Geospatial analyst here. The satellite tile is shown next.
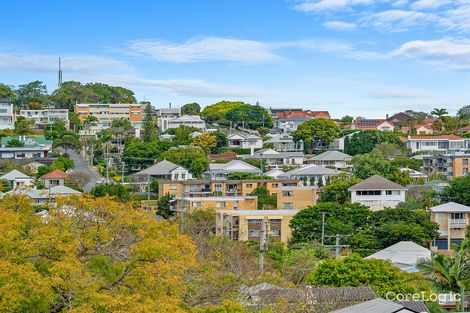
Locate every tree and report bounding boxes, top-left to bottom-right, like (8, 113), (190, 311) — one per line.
(157, 194), (176, 219)
(340, 115), (353, 127)
(417, 239), (470, 311)
(181, 102), (201, 115)
(201, 101), (245, 124)
(110, 118), (132, 129)
(457, 105), (470, 121)
(307, 256), (416, 297)
(90, 183), (131, 202)
(14, 116), (34, 135)
(441, 176), (470, 206)
(213, 131), (228, 153)
(352, 151), (412, 186)
(0, 178), (12, 192)
(250, 187), (277, 210)
(122, 138), (173, 173)
(319, 177), (362, 203)
(160, 146), (209, 178)
(293, 118), (340, 152)
(51, 155), (74, 171)
(170, 125), (198, 145)
(0, 83), (15, 100)
(142, 104), (157, 142)
(68, 112), (81, 132)
(344, 130), (405, 156)
(5, 138), (24, 147)
(441, 115), (460, 132)
(0, 195), (195, 312)
(14, 81), (49, 108)
(192, 133), (217, 152)
(83, 115), (99, 128)
(225, 103), (273, 130)
(431, 108), (448, 119)
(65, 171), (90, 190)
(372, 142), (408, 159)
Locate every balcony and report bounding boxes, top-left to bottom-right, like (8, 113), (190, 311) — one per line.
(450, 219), (467, 228)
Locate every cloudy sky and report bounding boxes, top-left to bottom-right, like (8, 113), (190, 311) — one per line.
(1, 0), (470, 117)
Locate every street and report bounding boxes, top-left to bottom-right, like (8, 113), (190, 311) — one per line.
(67, 149), (104, 192)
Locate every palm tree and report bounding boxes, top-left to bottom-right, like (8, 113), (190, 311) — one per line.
(417, 239), (470, 311)
(431, 108), (449, 119)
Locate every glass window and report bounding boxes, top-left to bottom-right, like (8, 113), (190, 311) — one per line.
(282, 191), (293, 197)
(192, 202), (201, 208)
(246, 183), (253, 188)
(282, 202), (294, 209)
(169, 184), (177, 190)
(216, 201), (226, 208)
(386, 190), (401, 195)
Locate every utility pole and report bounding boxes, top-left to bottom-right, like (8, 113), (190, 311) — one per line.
(321, 212), (326, 245)
(325, 234), (350, 259)
(105, 143), (109, 183)
(259, 219), (266, 273)
(147, 174), (150, 210)
(121, 162), (125, 184)
(180, 191), (185, 233)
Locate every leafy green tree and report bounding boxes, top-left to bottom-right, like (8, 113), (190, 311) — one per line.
(142, 104), (157, 142)
(122, 138), (173, 173)
(83, 115), (99, 128)
(14, 116), (34, 135)
(111, 118), (131, 129)
(90, 183), (131, 202)
(319, 177), (362, 203)
(441, 176), (470, 206)
(169, 125), (198, 145)
(431, 108), (448, 119)
(225, 103), (273, 130)
(441, 115), (460, 132)
(0, 178), (12, 192)
(14, 81), (49, 108)
(37, 166), (54, 178)
(68, 112), (81, 132)
(372, 142), (408, 159)
(293, 118), (339, 152)
(0, 83), (16, 100)
(192, 133), (217, 153)
(307, 256), (416, 296)
(457, 105), (470, 121)
(344, 130), (405, 156)
(51, 155), (74, 171)
(417, 239), (470, 311)
(250, 187), (277, 210)
(5, 138), (24, 147)
(181, 102), (201, 115)
(157, 194), (176, 219)
(160, 146), (208, 178)
(201, 101), (244, 124)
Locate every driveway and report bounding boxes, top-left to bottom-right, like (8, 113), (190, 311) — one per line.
(67, 149), (104, 192)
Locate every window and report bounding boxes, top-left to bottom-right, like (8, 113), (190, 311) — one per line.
(464, 168), (469, 175)
(356, 190), (381, 196)
(181, 173), (186, 180)
(464, 159), (469, 166)
(386, 190), (401, 195)
(451, 213), (465, 220)
(216, 201), (226, 208)
(272, 183), (279, 188)
(16, 153), (26, 158)
(246, 183), (253, 188)
(169, 184), (177, 190)
(282, 202), (294, 209)
(192, 202), (201, 208)
(282, 191), (293, 197)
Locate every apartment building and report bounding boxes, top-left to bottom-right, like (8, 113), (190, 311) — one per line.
(204, 160), (262, 180)
(429, 202), (470, 252)
(159, 178), (299, 198)
(155, 107), (181, 131)
(216, 209), (299, 243)
(176, 195), (258, 213)
(348, 175), (407, 211)
(167, 115), (206, 131)
(276, 186), (318, 210)
(422, 153), (470, 179)
(0, 98), (14, 130)
(74, 103), (143, 129)
(19, 109), (69, 129)
(264, 133), (304, 152)
(401, 135), (470, 154)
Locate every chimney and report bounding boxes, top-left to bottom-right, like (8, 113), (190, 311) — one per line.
(386, 114), (389, 119)
(169, 102), (172, 108)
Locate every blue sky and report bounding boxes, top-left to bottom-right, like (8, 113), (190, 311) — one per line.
(1, 0), (470, 118)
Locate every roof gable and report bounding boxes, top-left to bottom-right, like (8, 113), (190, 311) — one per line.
(40, 169), (68, 180)
(348, 175), (406, 190)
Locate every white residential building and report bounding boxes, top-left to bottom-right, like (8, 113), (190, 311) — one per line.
(276, 116), (312, 133)
(134, 160), (192, 181)
(279, 164), (343, 186)
(19, 109), (69, 129)
(401, 135), (470, 154)
(155, 107), (181, 131)
(228, 134), (263, 150)
(242, 148), (305, 168)
(204, 160), (262, 180)
(0, 169), (35, 189)
(348, 175), (407, 211)
(167, 115), (206, 131)
(0, 98), (14, 130)
(307, 150), (352, 170)
(264, 133), (304, 152)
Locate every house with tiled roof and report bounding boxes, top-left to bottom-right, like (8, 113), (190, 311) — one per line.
(401, 135), (469, 154)
(275, 110), (330, 119)
(40, 169), (68, 188)
(350, 119), (395, 131)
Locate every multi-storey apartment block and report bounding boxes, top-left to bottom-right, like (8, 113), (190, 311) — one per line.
(0, 98), (14, 130)
(19, 109), (69, 129)
(276, 186), (318, 210)
(422, 153), (470, 179)
(176, 195), (258, 213)
(74, 103), (143, 129)
(155, 107), (181, 131)
(429, 202), (470, 252)
(216, 209), (299, 243)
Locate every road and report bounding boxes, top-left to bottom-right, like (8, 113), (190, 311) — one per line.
(67, 149), (104, 192)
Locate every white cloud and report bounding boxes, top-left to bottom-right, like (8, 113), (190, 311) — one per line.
(294, 0), (374, 12)
(445, 4), (470, 32)
(392, 38), (470, 70)
(411, 0), (452, 10)
(323, 20), (357, 30)
(127, 37), (282, 63)
(360, 9), (442, 31)
(372, 88), (433, 98)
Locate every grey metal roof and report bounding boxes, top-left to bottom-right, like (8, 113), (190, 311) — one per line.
(429, 201), (470, 213)
(207, 160), (262, 173)
(310, 150), (351, 161)
(0, 169), (33, 180)
(281, 164), (342, 177)
(365, 241), (431, 267)
(348, 175), (407, 191)
(135, 160), (180, 176)
(398, 301), (430, 313)
(331, 298), (416, 313)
